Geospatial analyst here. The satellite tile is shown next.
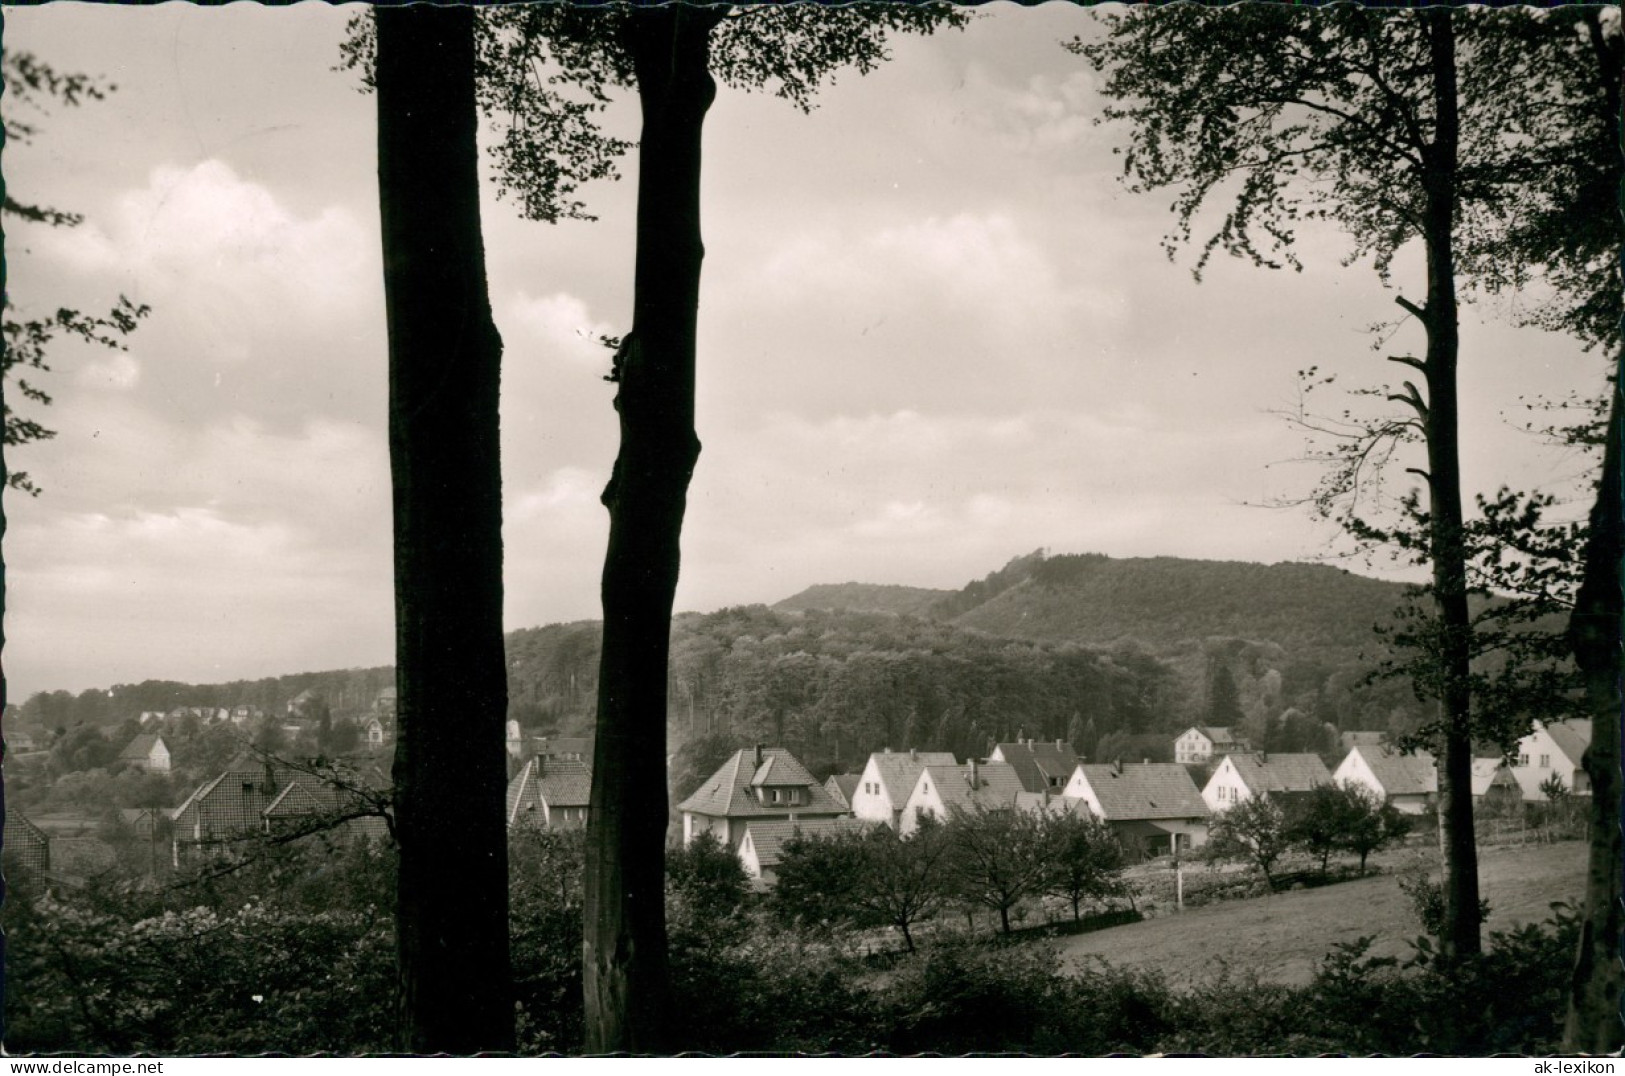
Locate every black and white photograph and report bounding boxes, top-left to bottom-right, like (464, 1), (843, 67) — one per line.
(1, 0), (1619, 1056)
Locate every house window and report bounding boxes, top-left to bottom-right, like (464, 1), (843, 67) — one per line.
(1518, 754), (1530, 766)
(1539, 754), (1550, 769)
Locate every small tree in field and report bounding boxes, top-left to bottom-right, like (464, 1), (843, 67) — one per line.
(1286, 786), (1351, 877)
(1039, 808), (1127, 920)
(1206, 795), (1292, 891)
(770, 827), (869, 933)
(1336, 783), (1412, 874)
(944, 807), (1051, 935)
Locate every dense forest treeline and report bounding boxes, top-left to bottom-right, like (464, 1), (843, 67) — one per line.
(15, 553), (1435, 781)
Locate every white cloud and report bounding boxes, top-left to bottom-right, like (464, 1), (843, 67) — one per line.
(497, 291), (618, 368)
(75, 350), (141, 390)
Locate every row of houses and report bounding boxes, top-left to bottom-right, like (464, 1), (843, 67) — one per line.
(674, 719), (1594, 883)
(1179, 721), (1591, 805)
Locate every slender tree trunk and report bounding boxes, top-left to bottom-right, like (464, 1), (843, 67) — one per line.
(1416, 8), (1482, 963)
(1562, 383), (1623, 1052)
(582, 6), (723, 1054)
(376, 6), (513, 1053)
(1563, 15), (1624, 1052)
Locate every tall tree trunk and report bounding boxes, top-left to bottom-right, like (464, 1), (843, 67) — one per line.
(1563, 379), (1623, 1053)
(1563, 12), (1624, 1051)
(582, 6), (723, 1054)
(376, 6), (514, 1053)
(1414, 7), (1482, 963)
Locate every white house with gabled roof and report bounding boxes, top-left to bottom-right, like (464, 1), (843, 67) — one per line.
(850, 748), (958, 829)
(1509, 719), (1592, 802)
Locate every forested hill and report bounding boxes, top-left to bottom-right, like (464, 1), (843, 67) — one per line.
(773, 582), (952, 617)
(950, 553), (1412, 665)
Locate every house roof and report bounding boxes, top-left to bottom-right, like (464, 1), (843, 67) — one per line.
(1470, 758), (1517, 796)
(119, 733), (165, 760)
(677, 748), (845, 819)
(1074, 763), (1209, 821)
(992, 741), (1081, 793)
(171, 760), (373, 840)
(1541, 719), (1592, 766)
(1358, 747), (1437, 796)
(824, 774), (861, 809)
(506, 756), (593, 824)
(868, 750), (959, 803)
(742, 817), (868, 870)
(1225, 753), (1331, 796)
(4, 810), (50, 847)
(540, 735), (595, 759)
(918, 760), (1026, 814)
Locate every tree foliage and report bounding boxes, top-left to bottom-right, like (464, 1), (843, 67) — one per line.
(1206, 795), (1292, 890)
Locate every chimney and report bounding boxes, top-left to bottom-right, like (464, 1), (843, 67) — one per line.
(754, 743), (764, 768)
(1056, 739), (1064, 751)
(910, 747), (917, 761)
(1027, 738), (1035, 748)
(1114, 758), (1123, 776)
(884, 746), (892, 755)
(970, 757), (980, 788)
(1260, 750), (1268, 764)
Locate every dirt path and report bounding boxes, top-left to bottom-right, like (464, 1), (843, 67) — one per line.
(1058, 840), (1587, 987)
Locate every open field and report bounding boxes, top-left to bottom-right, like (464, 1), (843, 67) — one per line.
(1058, 839), (1588, 987)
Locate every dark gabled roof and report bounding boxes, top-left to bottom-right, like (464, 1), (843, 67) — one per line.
(1358, 747), (1437, 796)
(1225, 753), (1331, 796)
(507, 757), (593, 824)
(1541, 719), (1592, 766)
(1073, 763), (1208, 821)
(918, 760), (1026, 814)
(824, 774), (861, 809)
(119, 733), (166, 760)
(867, 750), (959, 804)
(992, 741), (1081, 793)
(742, 817), (868, 870)
(677, 748), (845, 819)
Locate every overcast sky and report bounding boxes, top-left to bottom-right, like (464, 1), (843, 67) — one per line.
(5, 3), (1606, 700)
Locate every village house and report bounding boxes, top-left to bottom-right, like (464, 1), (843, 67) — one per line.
(1062, 760), (1210, 858)
(850, 748), (959, 829)
(118, 733), (172, 774)
(1333, 745), (1437, 815)
(1471, 757), (1522, 810)
(990, 739), (1081, 793)
(506, 755), (592, 829)
(738, 817), (868, 883)
(169, 756), (388, 866)
(1201, 752), (1331, 812)
(677, 745), (846, 849)
(362, 715), (390, 750)
(899, 759), (1025, 834)
(822, 773), (861, 812)
(1509, 718), (1592, 802)
(1173, 726), (1251, 765)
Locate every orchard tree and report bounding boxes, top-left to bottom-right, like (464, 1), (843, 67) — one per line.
(373, 6), (512, 1053)
(1040, 808), (1127, 921)
(1205, 795), (1292, 891)
(1335, 782), (1411, 874)
(944, 807), (1051, 935)
(1078, 5), (1595, 963)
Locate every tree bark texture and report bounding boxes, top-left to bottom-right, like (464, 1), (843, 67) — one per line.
(1563, 18), (1624, 1049)
(582, 6), (723, 1054)
(1413, 9), (1483, 965)
(1562, 379), (1624, 1053)
(376, 6), (514, 1054)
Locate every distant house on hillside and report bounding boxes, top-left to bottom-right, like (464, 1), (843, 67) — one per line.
(118, 733), (172, 774)
(1062, 761), (1209, 858)
(361, 715), (390, 750)
(900, 759), (1025, 834)
(1202, 752), (1330, 812)
(990, 739), (1080, 793)
(3, 811), (50, 877)
(738, 817), (868, 883)
(1174, 727), (1251, 765)
(170, 756), (388, 866)
(850, 748), (959, 829)
(1334, 746), (1437, 815)
(506, 756), (592, 829)
(677, 745), (845, 849)
(1510, 719), (1592, 802)
(823, 773), (861, 812)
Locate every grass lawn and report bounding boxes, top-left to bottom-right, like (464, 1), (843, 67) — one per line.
(1057, 839), (1588, 987)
